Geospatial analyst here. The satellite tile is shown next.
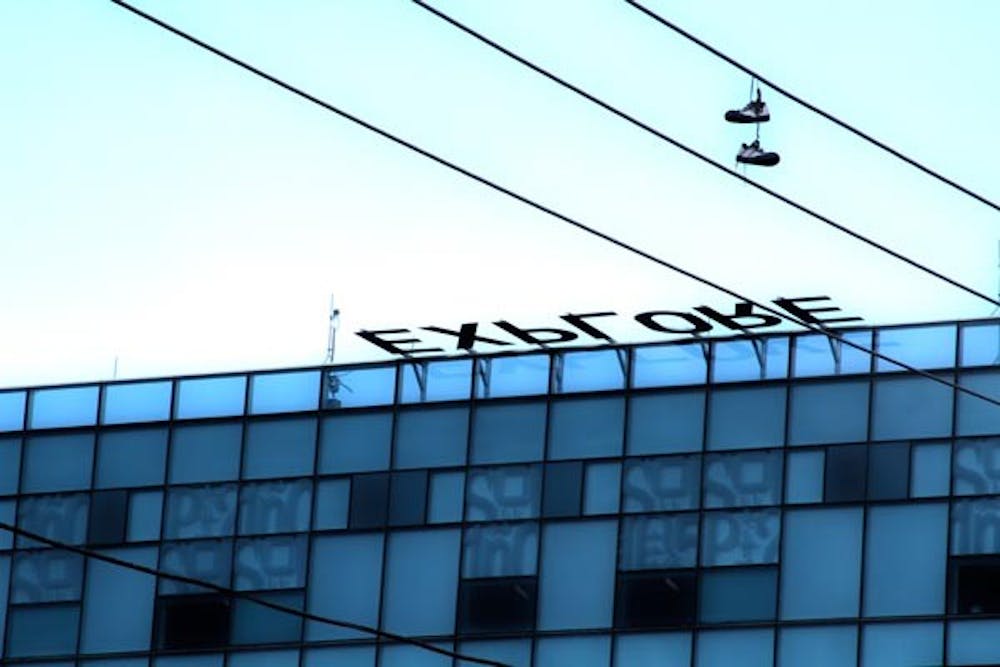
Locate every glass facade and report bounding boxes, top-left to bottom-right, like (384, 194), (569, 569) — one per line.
(1, 319), (1000, 665)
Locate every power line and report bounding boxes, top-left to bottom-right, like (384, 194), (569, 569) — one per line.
(106, 3), (1000, 414)
(625, 0), (1000, 215)
(0, 520), (509, 667)
(411, 0), (1000, 313)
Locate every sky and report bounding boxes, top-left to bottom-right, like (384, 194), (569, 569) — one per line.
(2, 0), (999, 388)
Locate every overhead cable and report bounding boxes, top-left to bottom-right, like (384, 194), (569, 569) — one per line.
(0, 520), (509, 667)
(625, 0), (1000, 215)
(412, 0), (1000, 313)
(108, 0), (1000, 414)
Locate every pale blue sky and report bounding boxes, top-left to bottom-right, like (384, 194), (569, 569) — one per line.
(2, 1), (998, 387)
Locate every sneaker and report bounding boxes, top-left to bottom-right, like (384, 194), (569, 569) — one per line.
(725, 91), (770, 123)
(736, 140), (780, 166)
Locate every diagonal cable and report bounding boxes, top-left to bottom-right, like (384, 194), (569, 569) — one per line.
(0, 520), (509, 667)
(625, 0), (1000, 215)
(412, 0), (1000, 312)
(108, 0), (1000, 412)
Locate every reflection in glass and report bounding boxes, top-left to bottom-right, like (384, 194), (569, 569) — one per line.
(29, 385), (99, 429)
(102, 381), (172, 425)
(793, 330), (872, 377)
(632, 343), (707, 388)
(876, 324), (957, 372)
(175, 376), (246, 419)
(249, 370), (319, 414)
(556, 349), (627, 393)
(475, 354), (550, 399)
(619, 514), (698, 570)
(323, 366), (395, 409)
(400, 359), (472, 403)
(712, 337), (788, 383)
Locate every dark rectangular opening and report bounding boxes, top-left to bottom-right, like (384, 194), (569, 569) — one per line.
(615, 570), (696, 629)
(156, 594), (231, 650)
(952, 558), (1000, 615)
(825, 445), (867, 502)
(88, 489), (128, 545)
(389, 470), (428, 527)
(458, 576), (537, 634)
(349, 473), (389, 529)
(542, 461), (583, 518)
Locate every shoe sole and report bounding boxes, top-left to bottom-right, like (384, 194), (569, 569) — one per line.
(724, 111), (770, 123)
(736, 153), (780, 167)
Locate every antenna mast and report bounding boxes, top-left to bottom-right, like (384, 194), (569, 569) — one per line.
(326, 295), (341, 364)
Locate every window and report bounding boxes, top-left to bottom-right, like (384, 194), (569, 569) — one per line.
(242, 418), (316, 479)
(349, 473), (389, 529)
(951, 558), (1000, 614)
(615, 571), (696, 628)
(88, 490), (128, 545)
(548, 397), (624, 460)
(627, 391), (704, 455)
(706, 386), (785, 450)
(825, 445), (867, 502)
(458, 577), (537, 634)
(542, 461), (583, 518)
(156, 595), (231, 649)
(471, 402), (546, 464)
(389, 470), (427, 527)
(699, 567), (777, 623)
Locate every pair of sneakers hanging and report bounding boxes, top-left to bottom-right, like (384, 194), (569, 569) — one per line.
(726, 86), (779, 167)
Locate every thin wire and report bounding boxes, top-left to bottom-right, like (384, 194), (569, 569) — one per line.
(625, 0), (1000, 215)
(108, 0), (1000, 412)
(0, 520), (509, 667)
(411, 0), (1000, 312)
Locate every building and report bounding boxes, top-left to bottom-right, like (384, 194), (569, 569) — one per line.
(1, 317), (1000, 667)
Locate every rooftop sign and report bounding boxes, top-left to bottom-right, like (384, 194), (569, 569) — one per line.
(356, 295), (862, 357)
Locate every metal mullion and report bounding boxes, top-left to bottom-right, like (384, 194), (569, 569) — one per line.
(74, 386), (106, 657)
(942, 326), (963, 666)
(372, 363), (403, 660)
(853, 327), (879, 667)
(300, 367), (330, 664)
(770, 341), (794, 667)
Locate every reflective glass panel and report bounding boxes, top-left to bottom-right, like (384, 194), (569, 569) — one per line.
(557, 349), (626, 393)
(956, 371), (1000, 436)
(238, 480), (312, 535)
(548, 397), (624, 460)
(462, 522), (538, 578)
(871, 375), (953, 440)
(318, 411), (392, 474)
(29, 385), (98, 428)
(306, 533), (383, 641)
(951, 498), (1000, 554)
(614, 632), (691, 667)
(80, 547), (157, 653)
(394, 407), (468, 469)
(428, 471), (464, 524)
(623, 455), (700, 513)
(948, 620), (1000, 666)
(175, 375), (246, 419)
(471, 402), (545, 464)
(0, 391), (26, 431)
(962, 322), (1000, 367)
(788, 380), (869, 445)
(249, 370), (319, 414)
(323, 366), (395, 408)
(22, 432), (94, 492)
(620, 514), (698, 570)
(584, 462), (621, 515)
(475, 354), (550, 399)
(12, 551), (84, 603)
(234, 535), (308, 590)
(707, 386), (786, 450)
(243, 418), (316, 479)
(627, 391), (704, 455)
(696, 629), (772, 667)
(911, 442), (950, 497)
(159, 539), (233, 594)
(6, 605), (80, 658)
(793, 330), (872, 377)
(862, 622), (943, 667)
(954, 437), (1000, 495)
(702, 509), (780, 566)
(0, 437), (21, 495)
(168, 423), (242, 484)
(17, 493), (89, 547)
(102, 381), (172, 425)
(700, 567), (777, 622)
(382, 529), (460, 635)
(632, 343), (707, 388)
(712, 337), (788, 382)
(538, 520), (617, 630)
(231, 591), (304, 645)
(780, 507), (863, 620)
(877, 324), (957, 371)
(703, 450), (782, 508)
(96, 428), (168, 489)
(864, 503), (947, 616)
(785, 449), (824, 504)
(313, 478), (350, 530)
(466, 465), (541, 522)
(127, 491), (163, 542)
(164, 485), (237, 539)
(400, 359), (472, 403)
(778, 625), (857, 667)
(535, 636), (610, 667)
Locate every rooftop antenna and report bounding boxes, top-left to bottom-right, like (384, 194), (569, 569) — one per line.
(325, 295), (341, 364)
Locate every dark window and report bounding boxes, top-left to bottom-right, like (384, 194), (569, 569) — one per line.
(867, 443), (910, 500)
(952, 558), (1000, 614)
(458, 577), (537, 634)
(825, 445), (867, 502)
(88, 490), (128, 545)
(615, 570), (696, 629)
(542, 461), (583, 518)
(349, 473), (389, 529)
(156, 595), (230, 649)
(389, 470), (428, 527)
